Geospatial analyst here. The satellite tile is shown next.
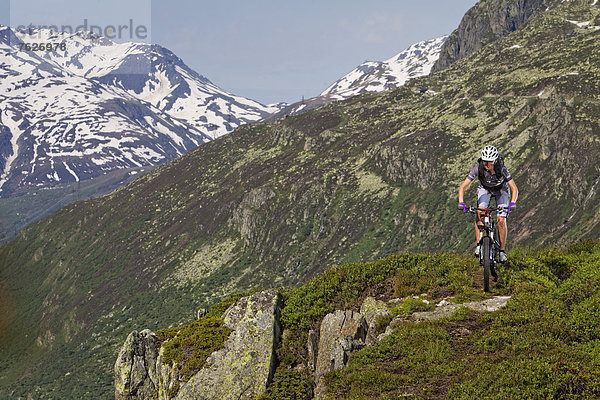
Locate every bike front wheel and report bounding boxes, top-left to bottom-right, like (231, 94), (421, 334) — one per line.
(482, 236), (491, 292)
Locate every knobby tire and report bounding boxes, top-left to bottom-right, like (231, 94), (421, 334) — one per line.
(482, 236), (491, 292)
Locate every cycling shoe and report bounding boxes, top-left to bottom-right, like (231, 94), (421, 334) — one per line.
(499, 251), (507, 263)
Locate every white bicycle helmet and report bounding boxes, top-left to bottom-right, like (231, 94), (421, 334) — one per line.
(481, 145), (499, 161)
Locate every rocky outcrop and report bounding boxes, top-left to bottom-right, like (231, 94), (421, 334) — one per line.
(309, 296), (512, 397)
(115, 291), (512, 400)
(230, 187), (276, 248)
(114, 329), (177, 400)
(175, 290), (282, 400)
(360, 297), (392, 345)
(313, 310), (368, 399)
(114, 290), (282, 400)
(432, 0), (546, 72)
(378, 296), (512, 342)
(410, 296), (511, 322)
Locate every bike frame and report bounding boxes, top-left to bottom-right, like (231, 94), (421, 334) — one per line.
(467, 206), (506, 291)
(475, 207), (501, 256)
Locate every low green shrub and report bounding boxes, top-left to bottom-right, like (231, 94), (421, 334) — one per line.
(306, 242), (600, 398)
(272, 242), (600, 398)
(447, 358), (556, 399)
(278, 252), (482, 369)
(258, 368), (313, 400)
(570, 292), (600, 342)
(393, 268), (425, 298)
(567, 239), (600, 255)
(550, 361), (600, 399)
(558, 256), (600, 306)
(324, 319), (464, 399)
(391, 297), (434, 315)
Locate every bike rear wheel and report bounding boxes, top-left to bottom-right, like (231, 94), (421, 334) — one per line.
(482, 236), (491, 292)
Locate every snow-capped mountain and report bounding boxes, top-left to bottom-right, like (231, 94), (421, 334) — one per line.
(268, 37), (447, 120)
(0, 25), (281, 197)
(321, 36), (447, 100)
(25, 28), (280, 137)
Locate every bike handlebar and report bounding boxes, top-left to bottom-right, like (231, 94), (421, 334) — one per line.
(466, 205), (508, 214)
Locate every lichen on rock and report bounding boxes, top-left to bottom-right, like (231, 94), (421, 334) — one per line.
(115, 329), (160, 400)
(314, 309), (368, 399)
(360, 296), (393, 345)
(174, 290), (282, 400)
(114, 290), (282, 400)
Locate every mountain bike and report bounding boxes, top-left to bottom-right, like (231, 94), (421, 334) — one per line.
(465, 206), (507, 292)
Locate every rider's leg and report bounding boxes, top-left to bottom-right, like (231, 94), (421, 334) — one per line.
(475, 210), (484, 244)
(497, 216), (507, 251)
(496, 187), (510, 252)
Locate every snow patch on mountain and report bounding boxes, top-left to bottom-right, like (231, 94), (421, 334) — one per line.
(14, 28), (279, 140)
(321, 36), (447, 100)
(0, 109), (23, 191)
(0, 25), (284, 197)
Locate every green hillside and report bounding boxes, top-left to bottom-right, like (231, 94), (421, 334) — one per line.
(0, 166), (154, 245)
(262, 240), (600, 399)
(1, 0), (600, 397)
(142, 240), (600, 399)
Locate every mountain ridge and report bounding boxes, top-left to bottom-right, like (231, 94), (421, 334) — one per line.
(432, 0), (548, 72)
(0, 25), (280, 198)
(268, 37), (446, 120)
(0, 25), (283, 243)
(321, 36), (447, 100)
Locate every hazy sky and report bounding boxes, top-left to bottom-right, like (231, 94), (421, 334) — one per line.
(3, 0), (479, 104)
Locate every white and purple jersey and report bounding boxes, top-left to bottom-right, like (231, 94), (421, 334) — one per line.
(467, 162), (513, 217)
(467, 163), (512, 191)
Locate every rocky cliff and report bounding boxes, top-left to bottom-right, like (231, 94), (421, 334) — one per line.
(432, 0), (547, 72)
(115, 290), (282, 400)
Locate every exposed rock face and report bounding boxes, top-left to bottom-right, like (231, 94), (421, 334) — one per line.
(432, 0), (546, 72)
(115, 329), (178, 400)
(230, 187), (277, 248)
(114, 290), (281, 400)
(360, 297), (392, 345)
(314, 310), (368, 399)
(175, 290), (282, 400)
(115, 330), (165, 400)
(307, 329), (319, 372)
(411, 296), (512, 322)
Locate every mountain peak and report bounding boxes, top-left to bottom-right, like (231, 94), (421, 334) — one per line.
(320, 36), (447, 100)
(432, 0), (547, 72)
(0, 25), (281, 202)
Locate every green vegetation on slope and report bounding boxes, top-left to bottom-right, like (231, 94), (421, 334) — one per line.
(121, 239), (600, 399)
(2, 0), (600, 397)
(258, 240), (600, 399)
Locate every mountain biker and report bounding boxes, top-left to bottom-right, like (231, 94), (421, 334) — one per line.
(457, 145), (519, 263)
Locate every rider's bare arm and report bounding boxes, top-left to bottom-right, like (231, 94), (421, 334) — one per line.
(458, 177), (473, 204)
(508, 179), (518, 203)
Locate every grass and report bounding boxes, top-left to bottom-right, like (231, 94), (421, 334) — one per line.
(299, 240), (600, 399)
